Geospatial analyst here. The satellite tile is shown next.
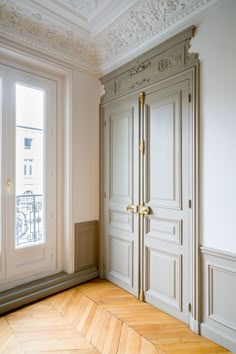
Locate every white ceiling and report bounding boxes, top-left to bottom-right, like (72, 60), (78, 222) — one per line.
(0, 0), (218, 75)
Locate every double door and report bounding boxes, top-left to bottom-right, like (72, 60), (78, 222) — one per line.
(103, 76), (192, 323)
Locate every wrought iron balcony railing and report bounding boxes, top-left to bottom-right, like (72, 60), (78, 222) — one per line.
(16, 194), (43, 247)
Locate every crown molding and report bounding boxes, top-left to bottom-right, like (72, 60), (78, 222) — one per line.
(29, 0), (89, 31)
(0, 36), (98, 77)
(89, 0), (139, 37)
(98, 0), (220, 75)
(96, 0), (220, 74)
(0, 0), (220, 75)
(0, 1), (99, 70)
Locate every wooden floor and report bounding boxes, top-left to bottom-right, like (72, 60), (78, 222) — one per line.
(0, 279), (231, 354)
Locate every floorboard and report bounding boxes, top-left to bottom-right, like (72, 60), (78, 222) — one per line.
(0, 279), (231, 353)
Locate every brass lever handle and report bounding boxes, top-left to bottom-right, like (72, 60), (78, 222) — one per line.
(126, 204), (150, 215)
(138, 205), (150, 215)
(126, 204), (138, 213)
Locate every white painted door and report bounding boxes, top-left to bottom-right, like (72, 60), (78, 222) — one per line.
(0, 65), (57, 289)
(104, 97), (140, 296)
(103, 78), (192, 324)
(143, 80), (191, 323)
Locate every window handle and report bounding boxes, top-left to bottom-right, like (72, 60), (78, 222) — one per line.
(7, 178), (14, 192)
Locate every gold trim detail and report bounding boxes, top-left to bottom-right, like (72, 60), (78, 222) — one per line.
(139, 289), (145, 301)
(139, 92), (145, 105)
(126, 204), (138, 213)
(139, 140), (144, 153)
(138, 205), (150, 215)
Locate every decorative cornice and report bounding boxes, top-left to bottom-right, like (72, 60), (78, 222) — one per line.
(95, 0), (211, 69)
(0, 1), (99, 69)
(0, 0), (218, 74)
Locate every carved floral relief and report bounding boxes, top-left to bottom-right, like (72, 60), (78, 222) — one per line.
(0, 0), (207, 71)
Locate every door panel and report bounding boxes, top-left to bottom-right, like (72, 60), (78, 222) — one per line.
(109, 112), (132, 203)
(144, 80), (190, 323)
(148, 93), (181, 209)
(109, 209), (133, 233)
(148, 217), (182, 244)
(109, 235), (133, 287)
(146, 247), (182, 311)
(104, 99), (139, 296)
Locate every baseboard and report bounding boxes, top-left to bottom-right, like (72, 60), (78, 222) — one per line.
(200, 323), (236, 353)
(189, 316), (200, 334)
(200, 246), (236, 353)
(0, 267), (98, 315)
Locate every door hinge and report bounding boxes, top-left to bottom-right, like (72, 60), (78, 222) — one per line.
(104, 120), (106, 127)
(104, 192), (106, 198)
(188, 94), (191, 103)
(139, 140), (145, 154)
(188, 199), (192, 208)
(188, 303), (192, 312)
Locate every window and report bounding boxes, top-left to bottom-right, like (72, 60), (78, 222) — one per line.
(24, 138), (32, 149)
(24, 159), (33, 177)
(0, 64), (57, 284)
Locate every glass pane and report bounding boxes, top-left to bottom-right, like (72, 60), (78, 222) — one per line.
(15, 84), (44, 247)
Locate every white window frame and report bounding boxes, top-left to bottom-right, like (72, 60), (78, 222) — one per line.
(0, 46), (74, 289)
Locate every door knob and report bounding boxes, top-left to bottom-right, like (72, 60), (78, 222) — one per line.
(126, 204), (138, 213)
(138, 205), (150, 215)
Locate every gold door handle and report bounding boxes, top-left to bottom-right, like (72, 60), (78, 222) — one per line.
(138, 205), (150, 215)
(126, 204), (138, 213)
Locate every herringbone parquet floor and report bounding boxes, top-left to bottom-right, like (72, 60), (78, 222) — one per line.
(0, 279), (231, 353)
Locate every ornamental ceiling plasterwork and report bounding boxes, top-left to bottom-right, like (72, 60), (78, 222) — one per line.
(0, 0), (218, 74)
(58, 0), (113, 21)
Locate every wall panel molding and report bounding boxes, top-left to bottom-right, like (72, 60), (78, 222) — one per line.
(74, 221), (99, 272)
(200, 246), (236, 353)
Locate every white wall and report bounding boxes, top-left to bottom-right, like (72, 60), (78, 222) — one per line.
(72, 69), (101, 223)
(191, 0), (236, 252)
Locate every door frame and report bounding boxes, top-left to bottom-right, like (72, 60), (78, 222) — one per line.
(0, 43), (75, 291)
(2, 66), (57, 282)
(99, 27), (200, 332)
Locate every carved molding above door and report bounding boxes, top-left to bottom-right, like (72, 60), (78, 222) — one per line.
(100, 26), (198, 103)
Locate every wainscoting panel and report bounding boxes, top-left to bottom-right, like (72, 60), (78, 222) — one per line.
(200, 246), (236, 353)
(74, 221), (98, 272)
